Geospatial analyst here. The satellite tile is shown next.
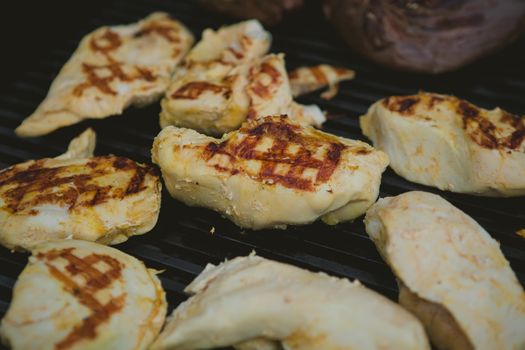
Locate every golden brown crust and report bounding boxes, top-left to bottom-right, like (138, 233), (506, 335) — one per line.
(382, 93), (525, 151)
(0, 156), (158, 215)
(35, 248), (125, 350)
(200, 116), (352, 191)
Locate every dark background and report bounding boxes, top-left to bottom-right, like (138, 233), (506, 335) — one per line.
(0, 1), (107, 93)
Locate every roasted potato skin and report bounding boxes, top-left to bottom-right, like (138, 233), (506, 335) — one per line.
(323, 0), (525, 73)
(199, 0), (303, 25)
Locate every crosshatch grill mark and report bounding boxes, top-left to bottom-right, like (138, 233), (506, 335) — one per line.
(203, 118), (348, 191)
(36, 248), (126, 350)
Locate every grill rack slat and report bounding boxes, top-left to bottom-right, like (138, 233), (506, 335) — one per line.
(0, 1), (524, 347)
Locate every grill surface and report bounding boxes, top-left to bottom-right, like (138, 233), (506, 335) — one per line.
(0, 0), (524, 346)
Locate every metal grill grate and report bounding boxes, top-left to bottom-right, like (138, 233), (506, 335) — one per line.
(0, 0), (524, 346)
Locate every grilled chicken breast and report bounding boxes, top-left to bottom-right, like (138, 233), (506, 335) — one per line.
(364, 191), (525, 350)
(288, 64), (355, 99)
(0, 240), (166, 350)
(0, 129), (161, 251)
(152, 115), (388, 229)
(160, 20), (325, 135)
(15, 12), (193, 137)
(150, 254), (429, 350)
(360, 92), (525, 196)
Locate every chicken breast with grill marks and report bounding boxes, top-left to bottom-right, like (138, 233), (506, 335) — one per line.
(152, 115), (388, 229)
(360, 92), (525, 196)
(150, 254), (430, 350)
(365, 191), (525, 350)
(160, 20), (325, 135)
(0, 239), (166, 350)
(15, 12), (193, 137)
(0, 129), (161, 251)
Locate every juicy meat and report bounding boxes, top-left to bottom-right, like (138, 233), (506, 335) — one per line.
(0, 240), (166, 350)
(150, 254), (429, 350)
(0, 130), (161, 251)
(152, 115), (388, 229)
(364, 191), (525, 350)
(160, 20), (325, 135)
(15, 12), (193, 137)
(323, 0), (525, 73)
(360, 92), (525, 196)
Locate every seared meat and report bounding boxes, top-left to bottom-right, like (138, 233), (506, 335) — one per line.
(160, 20), (325, 135)
(0, 240), (166, 350)
(16, 12), (193, 137)
(0, 129), (161, 251)
(365, 191), (525, 350)
(151, 254), (429, 350)
(323, 0), (525, 73)
(152, 115), (388, 229)
(360, 92), (525, 196)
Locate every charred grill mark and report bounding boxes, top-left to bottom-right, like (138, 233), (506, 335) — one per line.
(171, 82), (231, 100)
(125, 165), (150, 195)
(135, 67), (156, 82)
(36, 248), (125, 350)
(354, 147), (372, 155)
(334, 67), (354, 77)
(203, 119), (347, 191)
(240, 35), (253, 50)
(310, 66), (328, 85)
(133, 20), (181, 43)
(226, 47), (244, 60)
(383, 96), (420, 114)
(428, 95), (445, 108)
(248, 61), (282, 99)
(458, 101), (479, 118)
(458, 101), (525, 150)
(90, 29), (122, 59)
(0, 156), (155, 214)
(73, 63), (157, 97)
(398, 97), (419, 113)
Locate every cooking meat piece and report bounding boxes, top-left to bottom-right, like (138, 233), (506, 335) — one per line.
(288, 64), (355, 99)
(15, 12), (193, 137)
(323, 0), (525, 74)
(365, 191), (525, 350)
(160, 20), (325, 135)
(0, 129), (161, 251)
(0, 240), (166, 350)
(152, 115), (388, 229)
(150, 254), (429, 350)
(199, 0), (304, 25)
(360, 92), (525, 196)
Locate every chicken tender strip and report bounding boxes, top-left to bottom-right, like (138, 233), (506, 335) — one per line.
(288, 64), (355, 99)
